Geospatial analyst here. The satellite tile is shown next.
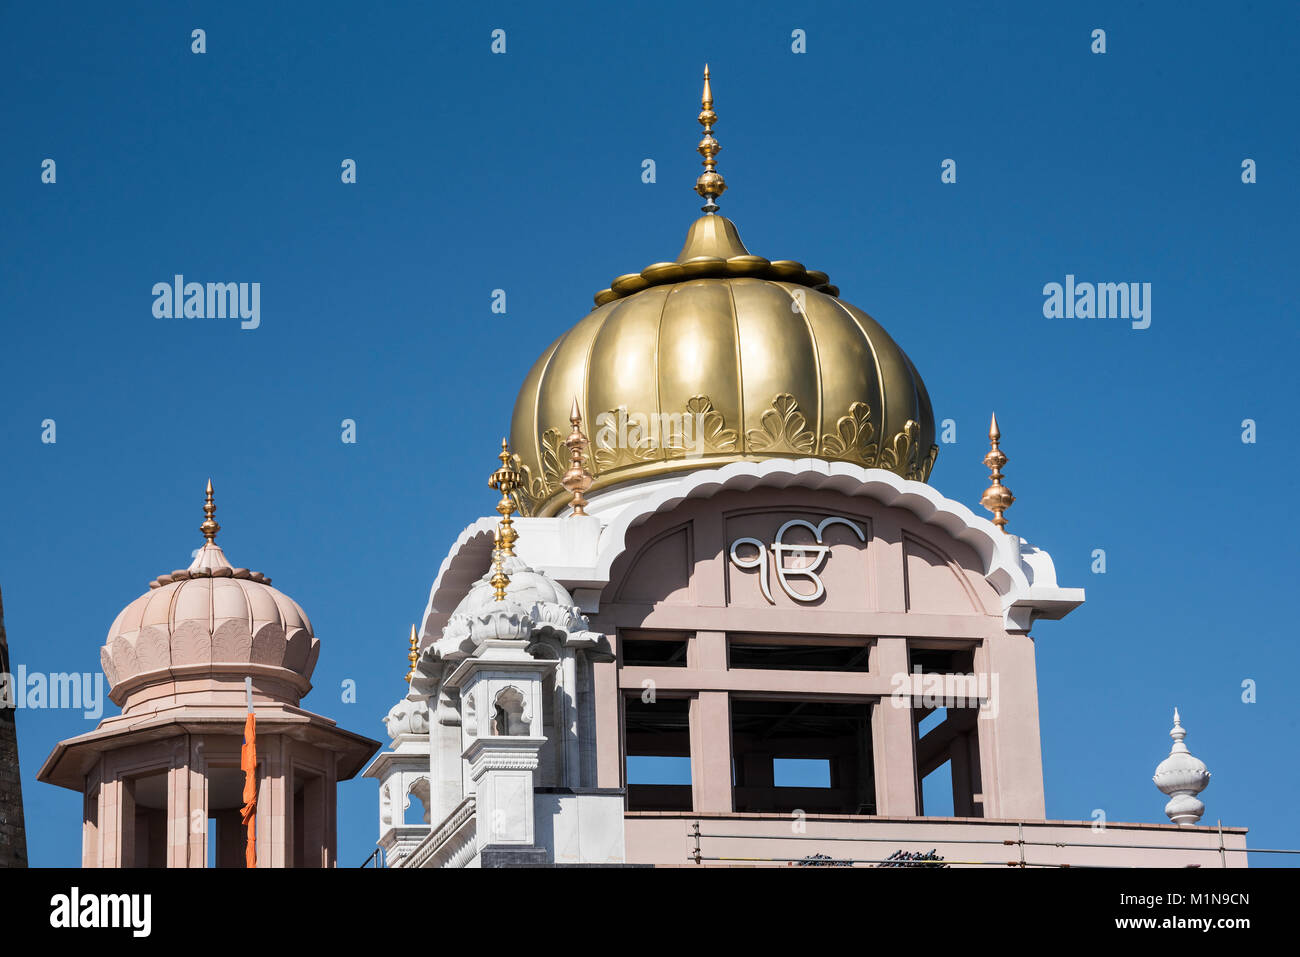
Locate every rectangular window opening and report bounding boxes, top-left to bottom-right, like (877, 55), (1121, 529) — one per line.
(123, 769), (168, 868)
(730, 698), (875, 815)
(624, 695), (693, 811)
(908, 646), (975, 675)
(729, 634), (872, 672)
(620, 630), (691, 668)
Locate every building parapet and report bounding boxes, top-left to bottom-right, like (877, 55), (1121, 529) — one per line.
(622, 813), (1250, 868)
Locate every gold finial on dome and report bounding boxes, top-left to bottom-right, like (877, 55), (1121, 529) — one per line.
(200, 478), (221, 544)
(980, 413), (1015, 533)
(488, 439), (521, 600)
(489, 532), (509, 601)
(561, 398), (594, 516)
(404, 624), (419, 683)
(489, 438), (520, 557)
(695, 64), (726, 213)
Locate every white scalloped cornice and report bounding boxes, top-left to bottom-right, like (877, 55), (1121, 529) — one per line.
(419, 459), (1083, 637)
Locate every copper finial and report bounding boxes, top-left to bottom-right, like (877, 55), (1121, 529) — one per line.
(200, 478), (221, 544)
(694, 64), (726, 213)
(979, 413), (1015, 533)
(561, 397), (594, 516)
(404, 624), (419, 683)
(487, 438), (521, 600)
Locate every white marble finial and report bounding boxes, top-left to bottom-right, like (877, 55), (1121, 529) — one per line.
(1153, 707), (1210, 826)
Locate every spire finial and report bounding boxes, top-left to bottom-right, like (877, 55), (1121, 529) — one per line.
(404, 624), (419, 683)
(694, 64), (726, 214)
(561, 397), (594, 516)
(487, 438), (521, 600)
(979, 413), (1014, 533)
(200, 478), (221, 544)
(1170, 707), (1186, 749)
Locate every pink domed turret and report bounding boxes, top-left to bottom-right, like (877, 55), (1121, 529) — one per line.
(101, 538), (320, 712)
(38, 481), (379, 868)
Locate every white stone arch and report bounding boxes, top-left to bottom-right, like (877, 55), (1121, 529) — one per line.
(491, 686), (530, 736)
(404, 776), (431, 825)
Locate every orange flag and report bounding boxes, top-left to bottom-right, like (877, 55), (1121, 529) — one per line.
(240, 711), (257, 868)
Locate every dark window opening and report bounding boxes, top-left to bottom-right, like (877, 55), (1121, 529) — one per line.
(624, 696), (693, 810)
(729, 635), (872, 672)
(122, 770), (168, 868)
(620, 630), (691, 668)
(731, 698), (875, 815)
(292, 769), (326, 868)
(908, 646), (975, 675)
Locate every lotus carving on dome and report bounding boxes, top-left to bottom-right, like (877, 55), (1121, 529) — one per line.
(530, 601), (584, 633)
(469, 606), (532, 645)
(384, 695), (431, 739)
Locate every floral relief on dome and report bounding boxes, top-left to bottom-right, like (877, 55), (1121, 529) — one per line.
(820, 400), (879, 466)
(746, 393), (817, 455)
(665, 395), (739, 458)
(512, 430), (566, 517)
(512, 464), (549, 518)
(877, 420), (940, 482)
(513, 395), (938, 516)
(592, 406), (662, 473)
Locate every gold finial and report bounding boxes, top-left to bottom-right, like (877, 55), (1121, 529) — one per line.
(694, 64), (726, 213)
(200, 478), (221, 544)
(404, 624), (419, 683)
(487, 438), (522, 600)
(489, 530), (510, 601)
(980, 413), (1015, 533)
(561, 397), (594, 516)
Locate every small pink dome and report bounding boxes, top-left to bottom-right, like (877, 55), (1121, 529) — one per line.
(100, 542), (320, 703)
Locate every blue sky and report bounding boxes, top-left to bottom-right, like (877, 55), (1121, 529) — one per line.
(2, 1), (1296, 866)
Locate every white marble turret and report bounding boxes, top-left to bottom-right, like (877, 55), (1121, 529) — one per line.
(362, 691), (432, 866)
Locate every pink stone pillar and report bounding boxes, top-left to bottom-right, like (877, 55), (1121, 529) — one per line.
(325, 752), (338, 868)
(979, 633), (1045, 818)
(871, 637), (919, 815)
(690, 631), (727, 671)
(689, 691), (732, 812)
(167, 759), (191, 868)
(186, 736), (207, 867)
(82, 772), (103, 868)
(593, 658), (621, 789)
(257, 736), (287, 868)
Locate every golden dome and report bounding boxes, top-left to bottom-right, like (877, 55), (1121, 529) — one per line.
(507, 69), (938, 517)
